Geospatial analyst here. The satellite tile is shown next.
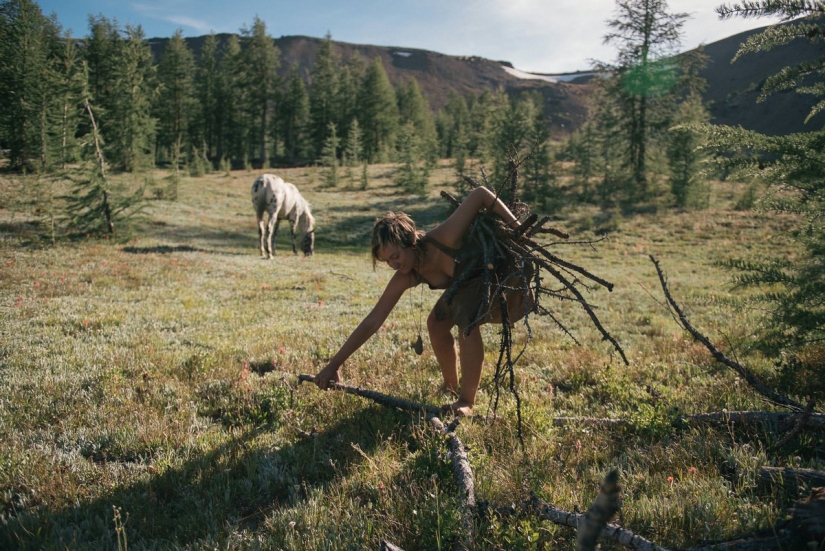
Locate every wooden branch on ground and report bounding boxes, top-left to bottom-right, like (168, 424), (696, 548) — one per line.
(649, 255), (805, 412)
(679, 488), (825, 550)
(578, 470), (623, 551)
(528, 494), (669, 551)
(678, 411), (825, 432)
(552, 416), (632, 428)
(759, 467), (825, 492)
(297, 374), (443, 416)
(429, 416), (476, 550)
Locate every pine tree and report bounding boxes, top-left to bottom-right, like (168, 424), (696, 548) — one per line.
(195, 32), (220, 164)
(155, 29), (196, 175)
(437, 91), (470, 159)
(240, 17), (279, 167)
(699, 0), (825, 351)
(0, 0), (61, 171)
(320, 121), (340, 188)
(667, 91), (709, 208)
(522, 104), (555, 211)
(84, 15), (120, 132)
(395, 121), (429, 195)
(344, 118), (362, 167)
(65, 86), (144, 236)
(277, 65), (309, 165)
(599, 0), (691, 199)
(106, 24), (156, 172)
(397, 77), (437, 163)
(336, 53), (365, 145)
(308, 33), (340, 159)
(217, 35), (244, 166)
(52, 31), (86, 169)
(567, 121), (600, 202)
(357, 57), (399, 163)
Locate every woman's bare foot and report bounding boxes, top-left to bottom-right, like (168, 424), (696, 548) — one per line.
(442, 398), (473, 417)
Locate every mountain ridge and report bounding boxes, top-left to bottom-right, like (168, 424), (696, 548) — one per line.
(150, 19), (825, 138)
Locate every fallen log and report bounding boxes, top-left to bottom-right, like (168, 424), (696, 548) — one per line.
(759, 467), (825, 493)
(528, 494), (669, 551)
(678, 411), (825, 433)
(680, 484), (825, 550)
(297, 374), (443, 417)
(429, 416), (476, 550)
(578, 470), (623, 551)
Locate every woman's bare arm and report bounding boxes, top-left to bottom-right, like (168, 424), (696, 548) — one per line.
(314, 270), (413, 389)
(427, 186), (518, 249)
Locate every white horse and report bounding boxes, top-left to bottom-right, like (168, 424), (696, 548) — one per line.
(251, 174), (316, 258)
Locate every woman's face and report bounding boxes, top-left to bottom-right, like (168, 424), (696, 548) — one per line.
(377, 243), (415, 274)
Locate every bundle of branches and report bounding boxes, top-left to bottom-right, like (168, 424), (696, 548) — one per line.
(442, 152), (628, 442)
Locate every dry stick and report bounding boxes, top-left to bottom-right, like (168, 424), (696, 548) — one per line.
(429, 416), (476, 550)
(578, 470), (623, 551)
(552, 416), (631, 428)
(528, 494), (670, 551)
(297, 375), (443, 416)
(515, 244), (628, 365)
(523, 236), (614, 291)
(527, 216), (570, 239)
(771, 398), (817, 450)
(83, 97), (114, 233)
(649, 255), (804, 412)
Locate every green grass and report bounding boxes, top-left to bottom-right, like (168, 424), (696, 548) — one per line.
(0, 163), (819, 550)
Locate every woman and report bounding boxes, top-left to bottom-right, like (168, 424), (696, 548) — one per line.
(313, 186), (527, 416)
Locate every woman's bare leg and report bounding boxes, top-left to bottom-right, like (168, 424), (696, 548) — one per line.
(427, 308), (458, 394)
(447, 327), (484, 416)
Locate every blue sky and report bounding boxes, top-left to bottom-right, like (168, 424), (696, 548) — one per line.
(37, 0), (777, 73)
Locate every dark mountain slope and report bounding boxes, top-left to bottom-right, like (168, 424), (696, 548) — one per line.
(696, 17), (825, 135)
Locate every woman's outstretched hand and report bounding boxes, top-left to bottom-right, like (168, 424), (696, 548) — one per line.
(313, 364), (340, 390)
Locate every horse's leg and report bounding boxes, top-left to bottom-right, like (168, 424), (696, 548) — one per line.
(257, 215), (266, 258)
(290, 220), (298, 255)
(268, 217), (280, 258)
(265, 214), (278, 259)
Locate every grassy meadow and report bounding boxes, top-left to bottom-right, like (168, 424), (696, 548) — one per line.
(0, 161), (818, 550)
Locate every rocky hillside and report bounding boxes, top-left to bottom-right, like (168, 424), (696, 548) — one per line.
(153, 18), (825, 137)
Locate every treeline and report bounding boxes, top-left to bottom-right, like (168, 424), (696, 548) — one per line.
(0, 1), (558, 200)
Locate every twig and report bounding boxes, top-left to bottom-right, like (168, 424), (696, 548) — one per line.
(649, 255), (804, 412)
(772, 398), (817, 449)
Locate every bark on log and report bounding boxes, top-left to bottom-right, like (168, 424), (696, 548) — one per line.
(429, 416), (476, 550)
(759, 467), (825, 493)
(578, 470), (623, 551)
(681, 487), (825, 550)
(528, 494), (670, 551)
